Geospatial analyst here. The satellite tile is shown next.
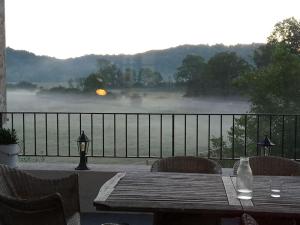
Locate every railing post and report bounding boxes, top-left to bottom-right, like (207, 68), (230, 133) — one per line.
(0, 112), (2, 128)
(172, 114), (175, 156)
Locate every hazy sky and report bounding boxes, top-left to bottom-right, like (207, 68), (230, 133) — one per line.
(5, 0), (300, 59)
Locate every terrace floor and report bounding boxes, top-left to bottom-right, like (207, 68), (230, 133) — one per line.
(18, 162), (234, 225)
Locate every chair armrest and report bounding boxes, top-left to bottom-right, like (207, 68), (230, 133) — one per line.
(0, 193), (67, 225)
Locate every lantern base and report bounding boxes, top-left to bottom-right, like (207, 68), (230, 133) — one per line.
(75, 156), (90, 170)
(75, 164), (90, 170)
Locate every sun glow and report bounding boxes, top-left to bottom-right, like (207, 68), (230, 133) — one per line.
(96, 89), (107, 96)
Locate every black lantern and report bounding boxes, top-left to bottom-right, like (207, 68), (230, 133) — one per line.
(75, 131), (90, 170)
(257, 135), (275, 156)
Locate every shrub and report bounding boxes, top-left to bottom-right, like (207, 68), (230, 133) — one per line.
(0, 128), (18, 144)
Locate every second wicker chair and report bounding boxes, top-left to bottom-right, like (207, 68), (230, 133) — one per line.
(233, 156), (300, 176)
(151, 156), (222, 174)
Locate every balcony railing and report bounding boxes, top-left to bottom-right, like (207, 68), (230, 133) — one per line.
(0, 112), (299, 160)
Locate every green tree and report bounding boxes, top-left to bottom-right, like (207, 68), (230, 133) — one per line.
(82, 73), (105, 92)
(68, 79), (75, 89)
(239, 46), (300, 114)
(96, 59), (121, 87)
(206, 52), (251, 95)
(138, 68), (162, 87)
(123, 68), (137, 88)
(175, 55), (207, 96)
(268, 17), (300, 55)
(253, 44), (274, 68)
(175, 55), (206, 83)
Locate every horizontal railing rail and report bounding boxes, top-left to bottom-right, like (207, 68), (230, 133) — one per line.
(0, 112), (299, 160)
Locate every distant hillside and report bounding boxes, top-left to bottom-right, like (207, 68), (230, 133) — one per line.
(6, 43), (263, 82)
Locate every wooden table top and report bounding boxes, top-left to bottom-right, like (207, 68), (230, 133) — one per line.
(94, 172), (242, 215)
(94, 172), (300, 218)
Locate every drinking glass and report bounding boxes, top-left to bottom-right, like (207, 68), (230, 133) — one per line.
(270, 179), (282, 198)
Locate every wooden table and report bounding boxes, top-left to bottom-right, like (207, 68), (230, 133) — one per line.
(94, 172), (300, 224)
(94, 172), (242, 225)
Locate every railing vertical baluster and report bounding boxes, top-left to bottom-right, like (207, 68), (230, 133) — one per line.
(57, 113), (59, 156)
(23, 113), (25, 155)
(137, 114), (139, 157)
(34, 113), (37, 156)
(184, 115), (186, 156)
(244, 115), (247, 156)
(125, 114), (128, 158)
(91, 114), (93, 156)
(196, 115), (198, 156)
(68, 113), (70, 157)
(172, 114), (175, 157)
(269, 115), (272, 139)
(102, 114), (105, 157)
(294, 115), (298, 160)
(149, 114), (151, 158)
(160, 114), (162, 158)
(208, 115), (211, 158)
(281, 115), (285, 157)
(11, 113), (13, 130)
(256, 115), (260, 156)
(79, 113), (82, 134)
(45, 113), (48, 156)
(114, 114), (116, 157)
(220, 115), (223, 160)
(232, 115), (235, 159)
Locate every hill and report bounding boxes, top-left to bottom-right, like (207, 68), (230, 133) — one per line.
(6, 43), (262, 82)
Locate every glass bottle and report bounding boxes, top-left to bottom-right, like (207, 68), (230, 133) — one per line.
(236, 157), (253, 200)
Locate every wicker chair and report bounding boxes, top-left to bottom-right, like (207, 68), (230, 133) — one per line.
(241, 214), (259, 225)
(0, 165), (80, 225)
(151, 156), (222, 174)
(0, 193), (68, 225)
(233, 156), (300, 176)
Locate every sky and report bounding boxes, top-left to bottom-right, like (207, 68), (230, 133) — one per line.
(5, 0), (300, 59)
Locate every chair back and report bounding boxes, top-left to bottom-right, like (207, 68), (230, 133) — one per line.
(233, 156), (300, 176)
(0, 165), (80, 218)
(151, 156), (222, 174)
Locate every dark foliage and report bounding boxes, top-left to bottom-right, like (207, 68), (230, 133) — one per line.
(0, 128), (18, 145)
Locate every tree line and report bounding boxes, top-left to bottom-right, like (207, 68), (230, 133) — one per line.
(175, 52), (251, 96)
(66, 48), (253, 95)
(76, 61), (164, 93)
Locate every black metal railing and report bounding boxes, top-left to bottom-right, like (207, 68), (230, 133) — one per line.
(0, 112), (299, 160)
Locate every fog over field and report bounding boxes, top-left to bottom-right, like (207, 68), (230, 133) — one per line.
(7, 90), (249, 113)
(6, 90), (250, 165)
